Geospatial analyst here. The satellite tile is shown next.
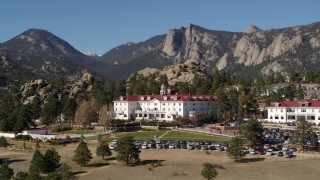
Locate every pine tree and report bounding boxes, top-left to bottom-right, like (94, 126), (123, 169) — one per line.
(114, 136), (140, 165)
(44, 148), (61, 173)
(41, 95), (59, 125)
(0, 163), (14, 180)
(241, 118), (264, 147)
(46, 163), (75, 180)
(15, 171), (29, 180)
(29, 150), (45, 174)
(201, 162), (218, 180)
(72, 140), (92, 166)
(0, 136), (8, 147)
(96, 140), (112, 160)
(226, 136), (246, 162)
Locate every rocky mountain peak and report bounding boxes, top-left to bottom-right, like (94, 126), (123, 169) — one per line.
(244, 25), (262, 34)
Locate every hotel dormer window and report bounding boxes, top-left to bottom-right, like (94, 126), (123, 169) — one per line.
(164, 96), (167, 100)
(147, 96), (151, 100)
(120, 96), (124, 100)
(140, 96), (144, 101)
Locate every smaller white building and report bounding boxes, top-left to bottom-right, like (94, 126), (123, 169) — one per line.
(267, 99), (320, 125)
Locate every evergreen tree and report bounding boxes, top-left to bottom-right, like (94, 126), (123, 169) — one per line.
(62, 97), (78, 123)
(294, 117), (313, 151)
(226, 136), (246, 162)
(15, 171), (28, 180)
(29, 150), (45, 174)
(201, 162), (218, 180)
(44, 148), (61, 173)
(241, 118), (264, 147)
(41, 95), (59, 125)
(72, 140), (92, 166)
(0, 136), (8, 147)
(45, 163), (75, 180)
(0, 163), (14, 180)
(96, 140), (112, 160)
(114, 136), (140, 165)
(30, 96), (41, 120)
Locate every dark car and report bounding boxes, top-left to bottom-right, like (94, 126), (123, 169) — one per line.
(277, 151), (284, 157)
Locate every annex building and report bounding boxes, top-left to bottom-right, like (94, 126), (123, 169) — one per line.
(113, 84), (217, 121)
(267, 99), (320, 125)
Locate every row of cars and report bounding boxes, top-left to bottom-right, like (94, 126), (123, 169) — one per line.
(243, 144), (296, 158)
(110, 139), (230, 151)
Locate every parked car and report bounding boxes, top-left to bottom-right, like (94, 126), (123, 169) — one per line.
(277, 151), (284, 157)
(219, 146), (225, 151)
(249, 149), (257, 155)
(142, 143), (149, 149)
(284, 151), (293, 158)
(258, 150), (265, 155)
(266, 149), (273, 156)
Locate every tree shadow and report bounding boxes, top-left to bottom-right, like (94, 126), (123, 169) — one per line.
(213, 163), (226, 169)
(238, 157), (265, 163)
(72, 171), (87, 176)
(125, 159), (166, 167)
(0, 158), (26, 164)
(87, 162), (110, 167)
(106, 157), (116, 161)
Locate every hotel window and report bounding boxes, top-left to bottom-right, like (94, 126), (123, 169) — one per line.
(281, 116), (284, 119)
(270, 116), (273, 119)
(179, 108), (181, 111)
(179, 103), (181, 106)
(162, 108), (165, 111)
(312, 109), (314, 112)
(161, 114), (165, 118)
(275, 115), (279, 119)
(185, 103), (187, 106)
(154, 103), (157, 106)
(162, 103), (165, 106)
(270, 109), (273, 112)
(302, 109), (306, 112)
(144, 114), (147, 117)
(280, 109), (283, 112)
(167, 115), (171, 118)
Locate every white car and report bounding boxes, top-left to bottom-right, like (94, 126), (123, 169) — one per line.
(266, 149), (273, 156)
(142, 143), (148, 149)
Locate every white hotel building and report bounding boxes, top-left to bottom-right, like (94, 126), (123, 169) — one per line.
(113, 85), (217, 121)
(267, 99), (320, 125)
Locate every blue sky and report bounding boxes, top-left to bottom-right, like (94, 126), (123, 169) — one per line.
(0, 0), (319, 55)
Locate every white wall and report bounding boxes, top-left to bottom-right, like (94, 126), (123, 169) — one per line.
(0, 133), (15, 138)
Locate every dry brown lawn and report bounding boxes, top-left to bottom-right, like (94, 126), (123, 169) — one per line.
(1, 139), (320, 180)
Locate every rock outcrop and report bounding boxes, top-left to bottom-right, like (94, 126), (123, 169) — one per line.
(19, 73), (95, 105)
(131, 60), (208, 85)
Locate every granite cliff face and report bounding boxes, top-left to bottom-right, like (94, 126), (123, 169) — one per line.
(102, 22), (320, 78)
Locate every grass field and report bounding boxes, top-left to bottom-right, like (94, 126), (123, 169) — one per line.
(162, 131), (230, 142)
(114, 131), (166, 140)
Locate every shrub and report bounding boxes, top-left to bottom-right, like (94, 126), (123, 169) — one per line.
(0, 136), (8, 147)
(14, 135), (32, 141)
(52, 126), (72, 133)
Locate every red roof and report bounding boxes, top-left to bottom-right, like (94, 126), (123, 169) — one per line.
(24, 128), (50, 131)
(113, 94), (217, 102)
(268, 99), (320, 108)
